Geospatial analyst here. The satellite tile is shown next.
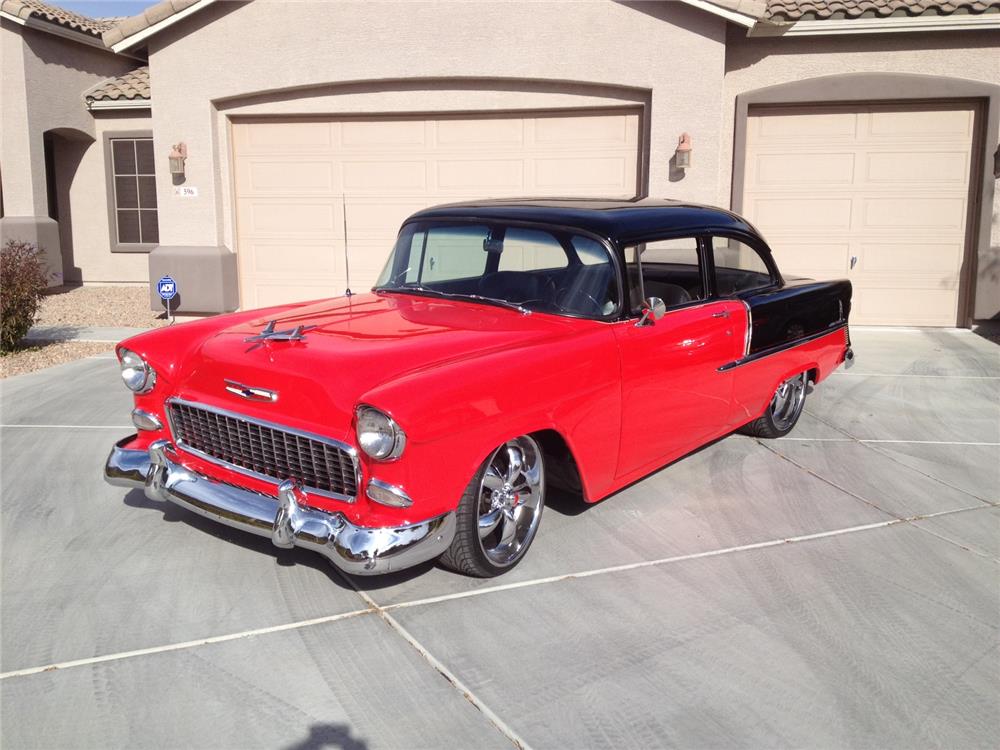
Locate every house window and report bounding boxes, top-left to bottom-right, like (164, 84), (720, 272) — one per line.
(110, 137), (158, 246)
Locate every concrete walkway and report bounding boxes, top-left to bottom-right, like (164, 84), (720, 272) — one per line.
(23, 324), (153, 344)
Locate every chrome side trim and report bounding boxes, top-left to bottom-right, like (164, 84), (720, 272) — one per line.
(104, 438), (455, 576)
(717, 323), (847, 372)
(164, 397), (360, 503)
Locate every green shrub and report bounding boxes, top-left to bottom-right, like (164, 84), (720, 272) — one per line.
(1, 240), (49, 352)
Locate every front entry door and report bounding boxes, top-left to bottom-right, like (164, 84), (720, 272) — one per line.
(613, 300), (746, 479)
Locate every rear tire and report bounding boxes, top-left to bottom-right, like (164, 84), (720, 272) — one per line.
(439, 435), (545, 577)
(739, 372), (808, 439)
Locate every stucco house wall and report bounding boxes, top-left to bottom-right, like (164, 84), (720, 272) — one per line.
(144, 0), (728, 254)
(0, 18), (137, 281)
(721, 28), (1000, 319)
(55, 109), (153, 283)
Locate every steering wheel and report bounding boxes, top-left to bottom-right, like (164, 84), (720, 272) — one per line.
(555, 287), (604, 316)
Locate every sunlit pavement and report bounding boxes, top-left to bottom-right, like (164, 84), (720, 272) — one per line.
(1, 328), (997, 749)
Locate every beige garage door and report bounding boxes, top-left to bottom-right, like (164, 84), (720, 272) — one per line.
(742, 102), (976, 326)
(232, 110), (640, 308)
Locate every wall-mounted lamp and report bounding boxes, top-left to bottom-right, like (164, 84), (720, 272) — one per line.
(675, 133), (692, 170)
(168, 142), (187, 176)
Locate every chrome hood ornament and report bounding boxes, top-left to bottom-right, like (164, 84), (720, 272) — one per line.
(244, 320), (316, 344)
(224, 379), (278, 403)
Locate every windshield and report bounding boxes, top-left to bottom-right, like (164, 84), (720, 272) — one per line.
(374, 221), (620, 318)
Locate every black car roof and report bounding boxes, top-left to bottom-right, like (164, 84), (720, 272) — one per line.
(407, 198), (763, 246)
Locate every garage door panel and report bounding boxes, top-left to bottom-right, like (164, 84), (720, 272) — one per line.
(754, 152), (855, 186)
(534, 113), (632, 143)
(751, 198), (853, 230)
(234, 121), (333, 152)
(752, 109), (858, 141)
(535, 156), (628, 190)
(865, 151), (970, 185)
(853, 288), (959, 326)
(238, 200), (338, 236)
(861, 197), (966, 230)
(743, 103), (975, 327)
(237, 159), (337, 194)
(436, 159), (524, 190)
(243, 239), (342, 276)
(860, 242), (964, 275)
(252, 282), (342, 309)
(868, 106), (974, 139)
(341, 119), (427, 148)
(437, 118), (525, 147)
(772, 243), (850, 279)
(341, 160), (427, 191)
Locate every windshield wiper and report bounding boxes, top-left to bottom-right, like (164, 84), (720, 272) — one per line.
(375, 285), (531, 315)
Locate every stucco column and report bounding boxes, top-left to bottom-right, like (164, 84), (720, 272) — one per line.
(1, 22), (62, 286)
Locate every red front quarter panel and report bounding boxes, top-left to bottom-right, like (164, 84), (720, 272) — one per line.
(361, 319), (621, 515)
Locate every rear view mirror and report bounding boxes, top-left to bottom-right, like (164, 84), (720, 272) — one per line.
(636, 296), (666, 327)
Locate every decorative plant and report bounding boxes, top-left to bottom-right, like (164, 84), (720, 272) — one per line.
(0, 240), (49, 352)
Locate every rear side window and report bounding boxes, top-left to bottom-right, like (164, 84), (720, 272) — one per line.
(711, 237), (774, 295)
(625, 237), (706, 312)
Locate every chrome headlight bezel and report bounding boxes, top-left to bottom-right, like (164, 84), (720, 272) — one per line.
(119, 348), (156, 394)
(355, 405), (406, 461)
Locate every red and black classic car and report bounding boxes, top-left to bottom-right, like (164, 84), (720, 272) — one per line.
(105, 199), (853, 577)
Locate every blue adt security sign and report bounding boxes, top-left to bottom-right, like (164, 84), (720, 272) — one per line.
(157, 275), (178, 301)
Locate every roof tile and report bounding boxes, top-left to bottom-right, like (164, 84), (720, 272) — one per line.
(84, 66), (150, 102)
(764, 0), (1000, 21)
(0, 0), (119, 36)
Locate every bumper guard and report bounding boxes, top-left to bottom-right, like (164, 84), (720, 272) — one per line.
(104, 436), (455, 575)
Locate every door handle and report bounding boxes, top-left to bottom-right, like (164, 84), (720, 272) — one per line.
(850, 255), (858, 270)
(712, 310), (730, 318)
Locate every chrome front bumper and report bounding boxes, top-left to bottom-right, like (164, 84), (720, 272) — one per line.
(104, 436), (455, 576)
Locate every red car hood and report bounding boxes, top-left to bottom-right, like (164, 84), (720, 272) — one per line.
(168, 292), (580, 441)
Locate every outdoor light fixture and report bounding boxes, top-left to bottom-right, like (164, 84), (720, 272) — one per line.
(168, 142), (187, 176)
(675, 133), (692, 170)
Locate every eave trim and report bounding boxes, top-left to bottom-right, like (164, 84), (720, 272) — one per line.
(86, 98), (152, 111)
(676, 0), (759, 28)
(110, 0), (217, 53)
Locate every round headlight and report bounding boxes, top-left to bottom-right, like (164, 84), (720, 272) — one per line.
(119, 348), (155, 393)
(356, 406), (406, 460)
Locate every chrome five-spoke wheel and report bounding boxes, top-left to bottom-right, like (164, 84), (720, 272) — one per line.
(739, 371), (809, 439)
(769, 372), (807, 432)
(440, 434), (545, 577)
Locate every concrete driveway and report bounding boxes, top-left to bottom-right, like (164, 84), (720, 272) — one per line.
(1, 328), (997, 749)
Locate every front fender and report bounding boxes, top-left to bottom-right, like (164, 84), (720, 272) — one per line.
(359, 322), (621, 518)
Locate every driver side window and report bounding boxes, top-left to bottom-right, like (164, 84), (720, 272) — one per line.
(625, 237), (706, 313)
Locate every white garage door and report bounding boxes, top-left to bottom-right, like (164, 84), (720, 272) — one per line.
(742, 102), (976, 326)
(232, 110), (640, 308)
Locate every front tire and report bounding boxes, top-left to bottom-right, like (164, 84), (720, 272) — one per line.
(739, 372), (808, 439)
(439, 435), (545, 577)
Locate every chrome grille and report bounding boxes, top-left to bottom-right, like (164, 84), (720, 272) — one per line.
(168, 400), (357, 500)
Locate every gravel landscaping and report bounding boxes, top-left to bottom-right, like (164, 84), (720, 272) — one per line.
(35, 284), (167, 330)
(2, 285), (165, 379)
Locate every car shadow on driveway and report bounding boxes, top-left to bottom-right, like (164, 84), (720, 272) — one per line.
(120, 488), (363, 592)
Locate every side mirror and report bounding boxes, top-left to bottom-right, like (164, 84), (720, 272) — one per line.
(636, 296), (666, 327)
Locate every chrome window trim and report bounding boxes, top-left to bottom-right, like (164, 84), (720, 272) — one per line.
(165, 397), (360, 503)
(741, 299), (753, 358)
